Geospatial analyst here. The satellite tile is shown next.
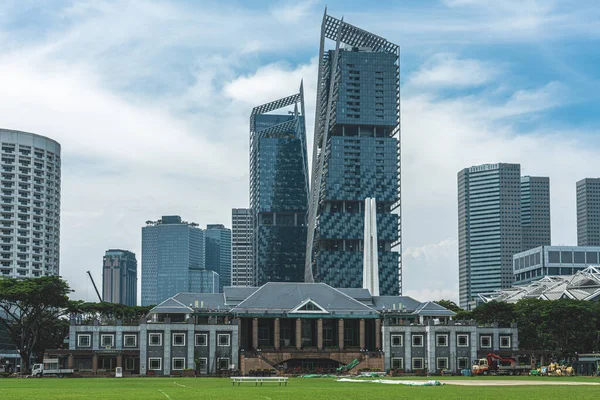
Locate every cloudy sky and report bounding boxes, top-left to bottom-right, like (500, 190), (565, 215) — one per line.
(1, 0), (599, 303)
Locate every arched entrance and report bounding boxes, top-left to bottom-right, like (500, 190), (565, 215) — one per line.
(280, 358), (341, 375)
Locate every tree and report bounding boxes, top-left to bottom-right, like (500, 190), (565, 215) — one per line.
(68, 301), (153, 325)
(470, 301), (516, 327)
(0, 276), (71, 372)
(434, 300), (462, 313)
(31, 315), (69, 363)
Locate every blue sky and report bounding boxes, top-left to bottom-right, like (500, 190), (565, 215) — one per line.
(1, 0), (599, 302)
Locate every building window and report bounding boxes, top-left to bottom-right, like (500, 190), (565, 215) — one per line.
(149, 333), (162, 346)
(412, 334), (423, 347)
(77, 334), (91, 347)
(218, 358), (230, 371)
(172, 357), (185, 371)
(412, 358), (424, 370)
(457, 357), (469, 370)
(195, 334), (207, 346)
(436, 334), (448, 347)
(101, 334), (114, 348)
(391, 357), (404, 370)
(173, 333), (185, 346)
(125, 358), (135, 371)
(149, 358), (162, 371)
(218, 334), (230, 347)
(457, 334), (469, 347)
(500, 336), (511, 348)
(436, 357), (448, 370)
(391, 334), (403, 347)
(124, 335), (137, 348)
(480, 335), (492, 348)
(196, 358), (208, 375)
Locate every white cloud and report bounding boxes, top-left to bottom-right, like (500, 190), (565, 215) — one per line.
(270, 0), (319, 23)
(408, 53), (500, 88)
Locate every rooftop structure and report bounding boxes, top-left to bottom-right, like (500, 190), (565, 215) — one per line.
(513, 245), (600, 285)
(480, 266), (600, 303)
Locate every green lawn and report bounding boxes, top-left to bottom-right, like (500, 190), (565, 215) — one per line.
(0, 377), (599, 400)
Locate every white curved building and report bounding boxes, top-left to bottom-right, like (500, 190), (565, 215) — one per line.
(0, 129), (61, 278)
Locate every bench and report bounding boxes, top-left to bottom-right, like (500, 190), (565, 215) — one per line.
(231, 376), (288, 386)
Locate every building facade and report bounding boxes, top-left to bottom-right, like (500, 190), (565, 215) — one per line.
(458, 163), (522, 310)
(305, 12), (401, 295)
(102, 249), (138, 306)
(0, 129), (61, 279)
(521, 176), (551, 251)
(231, 208), (253, 287)
(250, 86), (309, 285)
(141, 216), (205, 306)
(189, 269), (220, 294)
(577, 178), (600, 246)
(49, 283), (517, 377)
(204, 224), (231, 292)
(513, 245), (600, 285)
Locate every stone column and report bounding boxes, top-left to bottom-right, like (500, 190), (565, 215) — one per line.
(252, 318), (259, 349)
(67, 354), (74, 369)
(274, 318), (280, 350)
(449, 330), (457, 373)
(116, 354), (122, 369)
(92, 354), (98, 375)
(359, 319), (366, 349)
(295, 318), (302, 349)
(338, 319), (344, 350)
(317, 319), (323, 350)
(375, 319), (381, 350)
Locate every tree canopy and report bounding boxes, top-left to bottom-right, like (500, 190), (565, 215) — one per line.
(0, 276), (72, 371)
(450, 299), (600, 358)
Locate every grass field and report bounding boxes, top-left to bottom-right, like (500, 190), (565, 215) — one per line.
(1, 376), (599, 400)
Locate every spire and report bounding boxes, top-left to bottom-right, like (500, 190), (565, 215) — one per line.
(363, 198), (379, 296)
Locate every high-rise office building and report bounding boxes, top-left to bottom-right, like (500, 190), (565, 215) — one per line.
(305, 12), (401, 295)
(205, 224), (231, 292)
(521, 176), (551, 251)
(458, 163), (522, 310)
(0, 129), (61, 279)
(232, 208), (253, 286)
(577, 178), (600, 246)
(189, 268), (219, 294)
(141, 215), (205, 306)
(249, 85), (309, 285)
(102, 249), (137, 306)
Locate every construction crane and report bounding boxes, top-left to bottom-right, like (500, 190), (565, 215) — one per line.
(86, 270), (103, 302)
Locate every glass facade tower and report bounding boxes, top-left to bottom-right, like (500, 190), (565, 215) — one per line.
(521, 176), (551, 251)
(205, 224), (231, 292)
(141, 215), (205, 306)
(577, 178), (600, 246)
(249, 85), (309, 285)
(305, 12), (401, 295)
(102, 249), (137, 306)
(458, 163), (522, 310)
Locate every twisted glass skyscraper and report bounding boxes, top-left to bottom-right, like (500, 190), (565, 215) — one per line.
(305, 12), (402, 295)
(250, 85), (309, 285)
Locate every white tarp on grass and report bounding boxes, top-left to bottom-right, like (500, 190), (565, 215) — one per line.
(337, 378), (443, 386)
